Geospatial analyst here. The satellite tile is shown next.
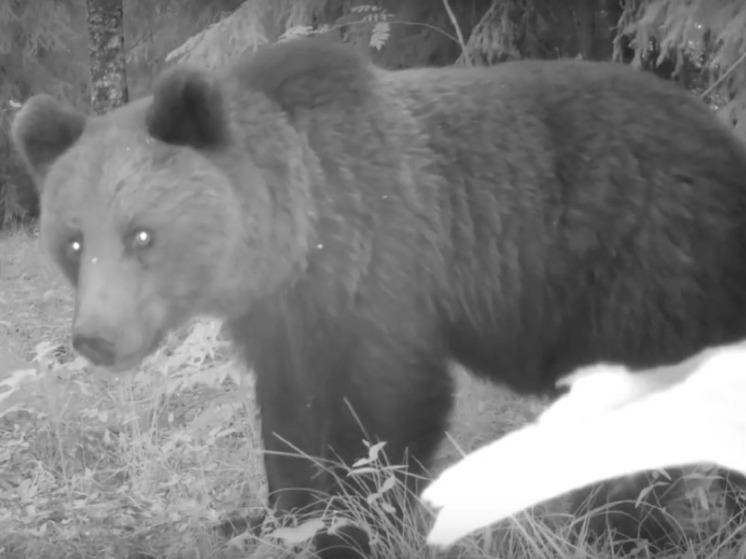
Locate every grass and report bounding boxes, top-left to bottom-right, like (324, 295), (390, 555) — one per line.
(0, 225), (744, 559)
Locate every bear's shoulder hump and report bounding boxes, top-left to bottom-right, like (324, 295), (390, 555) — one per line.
(235, 38), (378, 114)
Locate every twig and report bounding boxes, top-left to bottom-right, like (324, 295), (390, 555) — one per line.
(701, 50), (746, 100)
(441, 0), (471, 67)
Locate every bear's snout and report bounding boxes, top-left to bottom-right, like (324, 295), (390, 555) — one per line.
(72, 330), (117, 366)
(68, 256), (160, 370)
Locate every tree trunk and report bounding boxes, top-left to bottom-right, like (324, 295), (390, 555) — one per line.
(86, 0), (128, 114)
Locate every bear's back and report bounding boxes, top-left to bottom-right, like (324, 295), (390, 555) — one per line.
(381, 59), (746, 392)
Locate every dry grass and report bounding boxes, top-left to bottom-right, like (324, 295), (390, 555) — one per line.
(1, 226), (744, 559)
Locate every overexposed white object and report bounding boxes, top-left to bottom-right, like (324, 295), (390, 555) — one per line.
(422, 341), (746, 547)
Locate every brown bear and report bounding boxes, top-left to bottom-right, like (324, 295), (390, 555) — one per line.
(12, 38), (746, 557)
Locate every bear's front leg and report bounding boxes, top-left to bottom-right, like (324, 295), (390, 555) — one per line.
(232, 291), (455, 558)
(229, 298), (374, 558)
(255, 364), (337, 515)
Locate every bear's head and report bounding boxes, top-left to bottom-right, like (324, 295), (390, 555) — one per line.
(11, 66), (309, 371)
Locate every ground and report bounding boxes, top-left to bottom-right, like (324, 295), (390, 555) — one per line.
(0, 227), (742, 559)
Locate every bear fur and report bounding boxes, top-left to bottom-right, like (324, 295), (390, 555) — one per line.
(12, 38), (746, 556)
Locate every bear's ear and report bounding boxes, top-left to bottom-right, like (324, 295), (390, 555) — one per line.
(145, 66), (229, 149)
(11, 94), (86, 192)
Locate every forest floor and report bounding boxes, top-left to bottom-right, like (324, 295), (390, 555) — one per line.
(0, 227), (744, 559)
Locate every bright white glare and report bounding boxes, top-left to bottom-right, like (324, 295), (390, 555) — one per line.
(423, 341), (746, 547)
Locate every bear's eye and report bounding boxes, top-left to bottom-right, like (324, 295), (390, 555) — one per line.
(126, 228), (155, 252)
(65, 236), (84, 262)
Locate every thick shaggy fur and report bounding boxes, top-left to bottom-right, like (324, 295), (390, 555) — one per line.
(12, 38), (746, 556)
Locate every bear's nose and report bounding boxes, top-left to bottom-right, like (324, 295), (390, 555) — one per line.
(72, 333), (117, 366)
